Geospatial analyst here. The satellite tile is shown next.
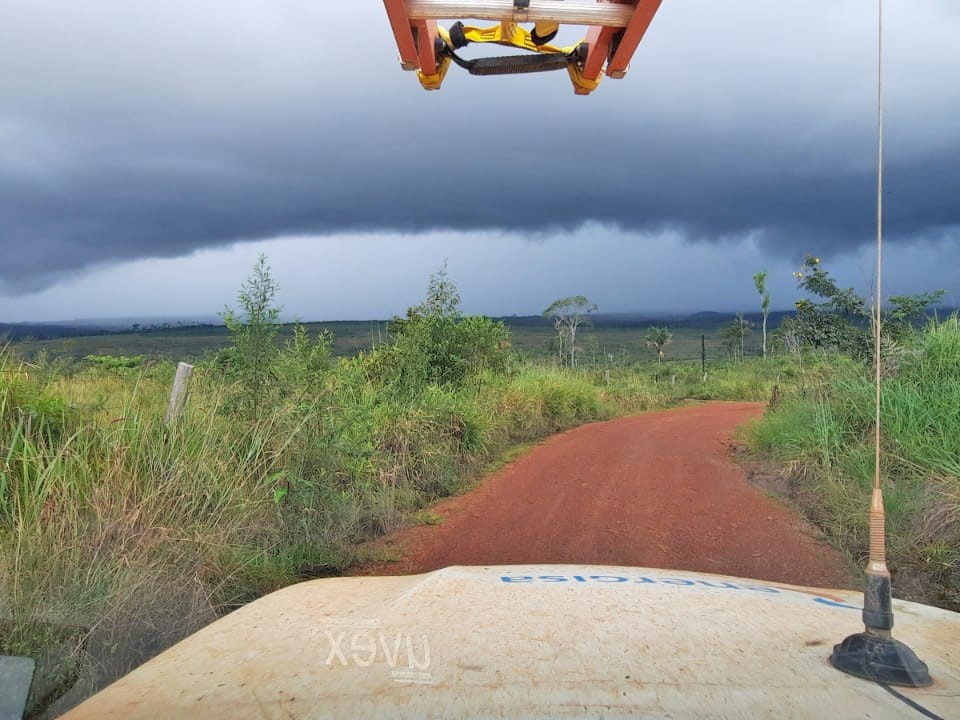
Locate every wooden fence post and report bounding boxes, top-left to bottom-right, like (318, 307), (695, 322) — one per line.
(165, 362), (194, 426)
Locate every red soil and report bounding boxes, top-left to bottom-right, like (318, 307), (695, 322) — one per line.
(359, 401), (854, 589)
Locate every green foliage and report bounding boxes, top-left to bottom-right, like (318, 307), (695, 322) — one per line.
(420, 262), (461, 317)
(753, 270), (769, 308)
(505, 367), (606, 431)
(746, 315), (960, 610)
(275, 322), (333, 406)
(83, 354), (146, 371)
(791, 256), (944, 359)
(379, 265), (511, 391)
(630, 356), (788, 403)
(887, 290), (947, 341)
(456, 315), (512, 376)
(753, 270), (770, 357)
(412, 509), (445, 526)
(644, 326), (672, 363)
(220, 254), (282, 417)
(543, 295), (598, 368)
(12, 312), (782, 370)
(771, 315), (803, 357)
(792, 256), (870, 357)
(719, 313), (752, 361)
(0, 359), (75, 525)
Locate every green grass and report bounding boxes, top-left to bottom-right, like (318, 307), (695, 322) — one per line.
(412, 509), (445, 526)
(10, 316), (766, 366)
(1, 337), (787, 716)
(8, 321), (391, 363)
(745, 315), (960, 610)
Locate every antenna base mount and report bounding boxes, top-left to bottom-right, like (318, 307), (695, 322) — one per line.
(830, 631), (932, 688)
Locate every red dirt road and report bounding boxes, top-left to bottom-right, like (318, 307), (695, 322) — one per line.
(364, 401), (854, 589)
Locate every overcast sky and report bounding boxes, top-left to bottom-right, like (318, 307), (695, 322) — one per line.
(2, 1), (958, 322)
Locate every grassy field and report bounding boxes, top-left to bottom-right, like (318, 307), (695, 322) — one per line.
(8, 314), (767, 366)
(4, 299), (957, 716)
(7, 321), (391, 362)
(1, 309), (788, 716)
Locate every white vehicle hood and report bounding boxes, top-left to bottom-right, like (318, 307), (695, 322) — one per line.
(62, 565), (960, 719)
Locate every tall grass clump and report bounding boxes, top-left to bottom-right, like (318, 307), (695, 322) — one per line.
(746, 315), (960, 610)
(1, 359), (324, 714)
(620, 355), (798, 406)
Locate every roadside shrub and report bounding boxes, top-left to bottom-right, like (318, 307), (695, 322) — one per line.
(376, 266), (512, 393)
(746, 315), (960, 610)
(83, 354), (145, 372)
(220, 254), (282, 418)
(275, 323), (334, 407)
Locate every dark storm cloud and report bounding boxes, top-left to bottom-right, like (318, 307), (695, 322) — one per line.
(2, 1), (958, 293)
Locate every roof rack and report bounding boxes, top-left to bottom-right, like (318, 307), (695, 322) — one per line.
(382, 0), (664, 94)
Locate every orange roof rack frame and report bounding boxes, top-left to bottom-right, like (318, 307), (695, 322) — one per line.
(382, 0), (664, 94)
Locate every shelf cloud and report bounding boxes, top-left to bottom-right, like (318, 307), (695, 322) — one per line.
(1, 1), (958, 308)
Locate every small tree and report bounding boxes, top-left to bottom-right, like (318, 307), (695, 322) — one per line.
(385, 264), (510, 389)
(720, 313), (752, 361)
(277, 321), (333, 406)
(753, 270), (771, 358)
(792, 255), (945, 357)
(792, 256), (870, 357)
(644, 326), (672, 365)
(387, 263), (464, 388)
(221, 254), (282, 417)
(887, 290), (946, 340)
(419, 261), (461, 318)
(772, 316), (803, 359)
(543, 296), (598, 368)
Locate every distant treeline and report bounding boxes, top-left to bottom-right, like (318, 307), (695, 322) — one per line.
(0, 322), (117, 341)
(0, 320), (218, 341)
(5, 308), (955, 343)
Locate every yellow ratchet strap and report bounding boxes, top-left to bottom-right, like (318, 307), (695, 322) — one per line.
(417, 54), (452, 91)
(445, 22), (578, 55)
(431, 22), (599, 94)
(567, 63), (602, 95)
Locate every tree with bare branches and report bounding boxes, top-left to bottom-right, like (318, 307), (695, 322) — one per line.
(543, 296), (597, 368)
